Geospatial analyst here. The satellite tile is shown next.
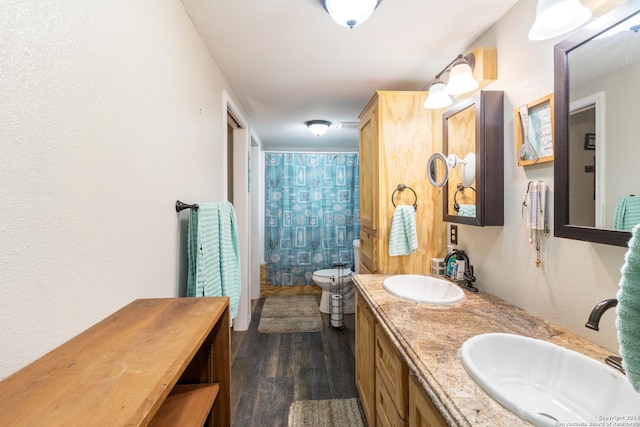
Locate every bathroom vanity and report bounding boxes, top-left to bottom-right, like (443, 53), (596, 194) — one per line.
(353, 275), (615, 426)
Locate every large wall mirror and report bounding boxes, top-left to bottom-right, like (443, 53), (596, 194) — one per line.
(554, 0), (640, 246)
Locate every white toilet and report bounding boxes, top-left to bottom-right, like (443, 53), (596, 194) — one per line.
(312, 239), (360, 314)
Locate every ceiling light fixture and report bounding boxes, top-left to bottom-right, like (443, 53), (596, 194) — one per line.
(424, 54), (477, 110)
(528, 0), (592, 41)
(321, 0), (382, 29)
(305, 120), (331, 136)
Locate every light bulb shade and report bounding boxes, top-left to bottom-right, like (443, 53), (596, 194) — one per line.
(528, 0), (592, 41)
(424, 81), (453, 109)
(445, 60), (478, 95)
(322, 0), (380, 28)
(305, 120), (331, 136)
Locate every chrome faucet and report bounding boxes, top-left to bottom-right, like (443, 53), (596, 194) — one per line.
(585, 299), (624, 374)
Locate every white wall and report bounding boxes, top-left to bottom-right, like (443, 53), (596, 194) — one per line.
(459, 0), (625, 352)
(0, 0), (250, 379)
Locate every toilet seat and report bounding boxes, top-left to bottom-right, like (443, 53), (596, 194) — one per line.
(312, 268), (353, 282)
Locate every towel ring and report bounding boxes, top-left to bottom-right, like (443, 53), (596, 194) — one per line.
(453, 184), (476, 212)
(391, 184), (418, 212)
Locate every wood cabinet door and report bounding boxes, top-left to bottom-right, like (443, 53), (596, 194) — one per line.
(359, 228), (377, 273)
(355, 293), (376, 427)
(408, 375), (447, 427)
(375, 323), (408, 419)
(358, 103), (378, 231)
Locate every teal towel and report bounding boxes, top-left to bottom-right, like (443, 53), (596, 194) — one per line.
(616, 223), (640, 392)
(457, 204), (476, 217)
(186, 202), (241, 319)
(389, 205), (418, 256)
(614, 196), (640, 231)
(187, 204), (221, 298)
(217, 202), (241, 320)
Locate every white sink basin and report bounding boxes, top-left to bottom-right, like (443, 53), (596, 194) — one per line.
(460, 333), (640, 426)
(382, 274), (464, 305)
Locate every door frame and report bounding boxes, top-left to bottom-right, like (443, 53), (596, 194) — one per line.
(223, 90), (251, 330)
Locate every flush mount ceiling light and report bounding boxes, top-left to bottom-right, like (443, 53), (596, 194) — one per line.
(305, 120), (331, 136)
(424, 54), (478, 110)
(321, 0), (382, 28)
(528, 0), (592, 41)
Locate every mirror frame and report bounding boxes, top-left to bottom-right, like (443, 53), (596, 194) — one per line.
(554, 0), (640, 247)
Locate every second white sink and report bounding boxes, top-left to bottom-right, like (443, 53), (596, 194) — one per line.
(382, 274), (464, 305)
(460, 333), (640, 426)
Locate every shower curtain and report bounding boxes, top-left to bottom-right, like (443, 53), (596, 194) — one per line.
(265, 152), (360, 286)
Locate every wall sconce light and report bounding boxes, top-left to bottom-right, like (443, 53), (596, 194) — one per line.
(423, 80), (452, 109)
(321, 0), (382, 28)
(528, 0), (592, 41)
(305, 120), (331, 136)
(424, 54), (478, 110)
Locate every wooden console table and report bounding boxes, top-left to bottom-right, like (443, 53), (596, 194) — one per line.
(0, 297), (231, 426)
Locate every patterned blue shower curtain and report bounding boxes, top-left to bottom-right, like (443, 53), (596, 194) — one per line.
(265, 152), (360, 286)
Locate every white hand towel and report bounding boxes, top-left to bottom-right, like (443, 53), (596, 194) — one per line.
(526, 181), (547, 231)
(389, 206), (418, 256)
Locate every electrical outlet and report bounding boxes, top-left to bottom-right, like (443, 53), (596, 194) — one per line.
(450, 225), (458, 245)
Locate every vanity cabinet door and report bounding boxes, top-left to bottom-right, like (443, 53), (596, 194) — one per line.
(356, 293), (376, 427)
(376, 370), (408, 427)
(408, 375), (447, 427)
(375, 322), (409, 420)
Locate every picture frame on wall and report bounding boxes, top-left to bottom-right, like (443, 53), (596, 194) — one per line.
(584, 132), (596, 150)
(515, 93), (554, 166)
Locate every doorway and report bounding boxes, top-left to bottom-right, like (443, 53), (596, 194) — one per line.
(569, 92), (605, 228)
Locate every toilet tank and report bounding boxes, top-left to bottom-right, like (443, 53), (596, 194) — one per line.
(353, 239), (361, 274)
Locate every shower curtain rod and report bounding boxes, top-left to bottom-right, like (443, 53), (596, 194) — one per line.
(175, 200), (199, 212)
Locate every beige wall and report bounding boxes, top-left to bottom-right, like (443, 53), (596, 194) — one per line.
(459, 0), (625, 352)
(0, 0), (249, 379)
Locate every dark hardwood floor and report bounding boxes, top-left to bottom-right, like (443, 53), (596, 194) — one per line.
(230, 296), (359, 427)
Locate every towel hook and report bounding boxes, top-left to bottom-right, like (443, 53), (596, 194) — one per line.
(391, 184), (418, 212)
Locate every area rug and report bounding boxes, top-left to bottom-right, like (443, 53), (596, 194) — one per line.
(287, 398), (366, 427)
(257, 295), (322, 333)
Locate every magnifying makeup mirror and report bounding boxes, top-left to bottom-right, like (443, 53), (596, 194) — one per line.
(427, 152), (476, 188)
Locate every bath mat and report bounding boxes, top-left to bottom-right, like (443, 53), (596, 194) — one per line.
(258, 295), (322, 333)
(287, 398), (366, 427)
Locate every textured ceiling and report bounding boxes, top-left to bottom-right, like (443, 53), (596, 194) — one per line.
(182, 0), (521, 151)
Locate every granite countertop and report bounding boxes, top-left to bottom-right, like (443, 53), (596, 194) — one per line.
(353, 274), (614, 427)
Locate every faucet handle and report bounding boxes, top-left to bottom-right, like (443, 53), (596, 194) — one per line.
(466, 265), (475, 282)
